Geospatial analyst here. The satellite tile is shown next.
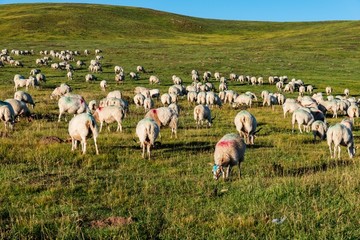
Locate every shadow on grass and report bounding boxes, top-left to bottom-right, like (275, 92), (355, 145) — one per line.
(271, 159), (354, 177)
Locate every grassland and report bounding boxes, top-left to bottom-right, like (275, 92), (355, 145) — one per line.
(0, 3), (360, 239)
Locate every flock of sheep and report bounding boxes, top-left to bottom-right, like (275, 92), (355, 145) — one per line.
(0, 47), (357, 181)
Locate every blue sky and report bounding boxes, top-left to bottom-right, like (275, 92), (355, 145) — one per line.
(1, 0), (360, 22)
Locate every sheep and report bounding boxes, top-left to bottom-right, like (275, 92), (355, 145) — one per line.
(114, 65), (123, 74)
(327, 123), (355, 159)
(68, 112), (99, 155)
(282, 100), (301, 118)
(134, 86), (150, 97)
(100, 80), (107, 91)
(160, 93), (171, 106)
(344, 88), (350, 97)
(214, 72), (221, 81)
(0, 102), (15, 130)
(187, 91), (197, 104)
(234, 110), (258, 145)
(193, 104), (213, 128)
(50, 83), (72, 99)
(340, 118), (354, 131)
(347, 104), (359, 122)
(143, 97), (154, 112)
(311, 120), (328, 141)
(85, 74), (96, 82)
(262, 93), (278, 110)
(233, 93), (253, 108)
(276, 81), (284, 92)
(115, 72), (125, 84)
(298, 85), (306, 96)
(136, 117), (160, 159)
(67, 71), (73, 80)
(223, 90), (237, 105)
(149, 75), (160, 84)
(4, 99), (31, 120)
(292, 108), (315, 133)
(129, 72), (139, 80)
(149, 89), (160, 99)
(212, 133), (246, 180)
(93, 106), (125, 132)
(88, 100), (97, 113)
(197, 91), (207, 105)
(136, 65), (146, 73)
(145, 107), (178, 138)
(36, 73), (46, 83)
(326, 86), (332, 95)
(134, 93), (145, 108)
(58, 95), (88, 122)
(307, 85), (314, 94)
(168, 103), (180, 115)
(107, 90), (122, 99)
(14, 91), (35, 109)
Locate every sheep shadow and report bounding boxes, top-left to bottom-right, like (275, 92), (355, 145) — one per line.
(271, 159), (354, 177)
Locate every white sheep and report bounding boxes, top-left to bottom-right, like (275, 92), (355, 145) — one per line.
(58, 95), (88, 122)
(0, 102), (15, 130)
(282, 100), (301, 118)
(160, 93), (171, 106)
(134, 86), (150, 98)
(347, 104), (359, 122)
(136, 117), (160, 159)
(107, 90), (122, 99)
(145, 107), (178, 138)
(149, 75), (160, 84)
(85, 74), (96, 82)
(311, 120), (328, 141)
(292, 108), (315, 133)
(137, 65), (146, 73)
(67, 71), (73, 80)
(187, 91), (197, 104)
(197, 91), (207, 105)
(213, 133), (246, 180)
(68, 112), (99, 155)
(325, 86), (332, 95)
(143, 97), (154, 112)
(149, 89), (160, 99)
(133, 93), (145, 108)
(93, 106), (125, 132)
(50, 83), (72, 99)
(14, 91), (35, 109)
(193, 104), (213, 128)
(100, 80), (107, 91)
(115, 72), (125, 84)
(327, 123), (355, 159)
(233, 94), (253, 108)
(4, 99), (31, 120)
(234, 110), (258, 145)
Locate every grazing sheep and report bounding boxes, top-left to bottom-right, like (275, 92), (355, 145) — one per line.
(129, 72), (139, 80)
(311, 120), (328, 141)
(4, 99), (31, 120)
(68, 112), (99, 155)
(145, 107), (178, 138)
(233, 93), (253, 108)
(67, 71), (73, 80)
(107, 90), (122, 99)
(197, 91), (207, 105)
(149, 89), (160, 99)
(326, 86), (332, 95)
(168, 103), (180, 115)
(114, 65), (123, 74)
(143, 97), (154, 112)
(50, 83), (72, 99)
(134, 86), (150, 98)
(134, 93), (145, 108)
(58, 95), (88, 122)
(136, 117), (160, 159)
(234, 110), (258, 145)
(344, 88), (350, 97)
(100, 80), (107, 91)
(0, 102), (15, 130)
(187, 91), (197, 104)
(149, 75), (160, 84)
(93, 106), (125, 132)
(213, 133), (246, 180)
(307, 85), (314, 94)
(14, 91), (35, 109)
(161, 93), (171, 106)
(193, 104), (213, 128)
(347, 104), (359, 122)
(282, 100), (301, 118)
(36, 73), (46, 83)
(292, 108), (315, 133)
(85, 74), (96, 82)
(327, 123), (355, 159)
(137, 65), (146, 73)
(115, 72), (125, 84)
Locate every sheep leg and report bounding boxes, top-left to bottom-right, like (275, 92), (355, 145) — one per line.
(147, 144), (151, 160)
(298, 123), (303, 133)
(337, 145), (341, 159)
(142, 144), (146, 158)
(82, 139), (87, 154)
(93, 136), (99, 155)
(71, 138), (76, 151)
(99, 122), (103, 132)
(329, 143), (334, 158)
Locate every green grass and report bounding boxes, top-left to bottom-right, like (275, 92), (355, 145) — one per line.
(0, 3), (360, 239)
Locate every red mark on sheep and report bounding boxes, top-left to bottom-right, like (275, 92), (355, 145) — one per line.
(217, 140), (233, 147)
(152, 109), (157, 114)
